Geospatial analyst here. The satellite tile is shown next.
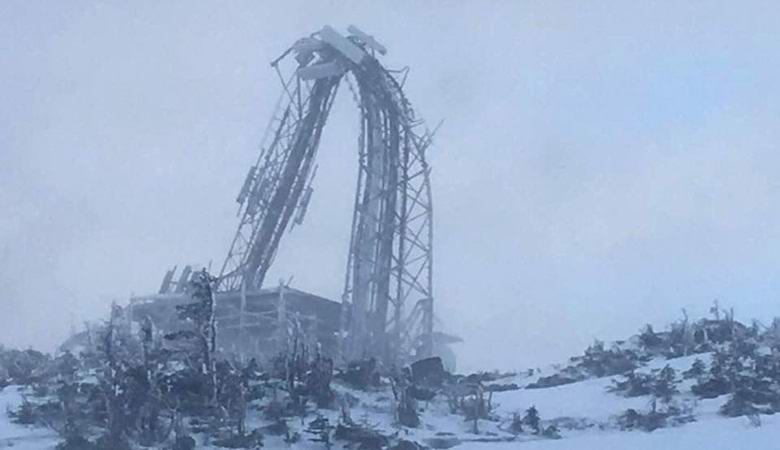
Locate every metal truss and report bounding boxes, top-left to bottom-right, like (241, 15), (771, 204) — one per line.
(217, 26), (435, 366)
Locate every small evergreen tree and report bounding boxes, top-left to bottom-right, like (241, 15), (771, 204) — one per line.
(523, 406), (541, 434)
(166, 269), (219, 411)
(509, 412), (523, 434)
(96, 304), (134, 450)
(652, 365), (678, 405)
(683, 358), (706, 379)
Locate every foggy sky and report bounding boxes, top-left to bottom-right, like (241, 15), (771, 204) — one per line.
(3, 1), (780, 372)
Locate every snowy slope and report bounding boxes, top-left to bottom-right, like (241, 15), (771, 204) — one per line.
(494, 376), (648, 422)
(468, 415), (780, 450)
(493, 354), (712, 423)
(3, 353), (780, 449)
(473, 353), (779, 449)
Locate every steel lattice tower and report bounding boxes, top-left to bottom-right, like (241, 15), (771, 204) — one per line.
(218, 26), (435, 365)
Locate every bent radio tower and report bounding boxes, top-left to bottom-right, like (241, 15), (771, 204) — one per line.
(217, 26), (436, 366)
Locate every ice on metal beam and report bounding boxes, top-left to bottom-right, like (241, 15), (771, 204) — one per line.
(297, 61), (345, 80)
(175, 265), (192, 293)
(159, 266), (176, 294)
(319, 25), (365, 64)
(236, 166), (256, 205)
(292, 37), (323, 66)
(347, 25), (387, 55)
(294, 186), (314, 225)
(292, 37), (324, 54)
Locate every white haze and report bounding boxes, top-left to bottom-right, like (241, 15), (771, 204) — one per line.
(2, 1), (780, 372)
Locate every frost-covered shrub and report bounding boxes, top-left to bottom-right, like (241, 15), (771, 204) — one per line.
(617, 408), (665, 432)
(690, 332), (780, 417)
(530, 340), (642, 389)
(508, 412), (524, 434)
(211, 429), (264, 449)
(720, 391), (762, 417)
(0, 348), (50, 385)
(56, 434), (99, 450)
(523, 406), (541, 434)
(10, 398), (37, 425)
(578, 341), (640, 378)
(682, 358), (707, 379)
(609, 371), (654, 397)
(616, 403), (694, 433)
(609, 365), (678, 403)
(542, 424), (561, 439)
(691, 378), (730, 399)
(652, 366), (679, 404)
(526, 373), (583, 389)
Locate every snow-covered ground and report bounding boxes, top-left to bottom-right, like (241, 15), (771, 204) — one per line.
(469, 415), (780, 450)
(3, 353), (780, 449)
(0, 386), (58, 449)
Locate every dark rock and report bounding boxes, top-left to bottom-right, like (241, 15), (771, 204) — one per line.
(424, 435), (461, 449)
(410, 384), (437, 401)
(337, 358), (380, 389)
(391, 439), (425, 450)
(212, 430), (264, 448)
(262, 419), (288, 436)
(398, 401), (420, 428)
(691, 378), (730, 399)
(172, 434), (197, 450)
(411, 357), (446, 387)
(56, 435), (99, 450)
(484, 383), (519, 392)
(526, 374), (583, 389)
(334, 423), (388, 449)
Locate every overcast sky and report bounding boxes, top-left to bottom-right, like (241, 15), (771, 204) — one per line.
(2, 1), (780, 372)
